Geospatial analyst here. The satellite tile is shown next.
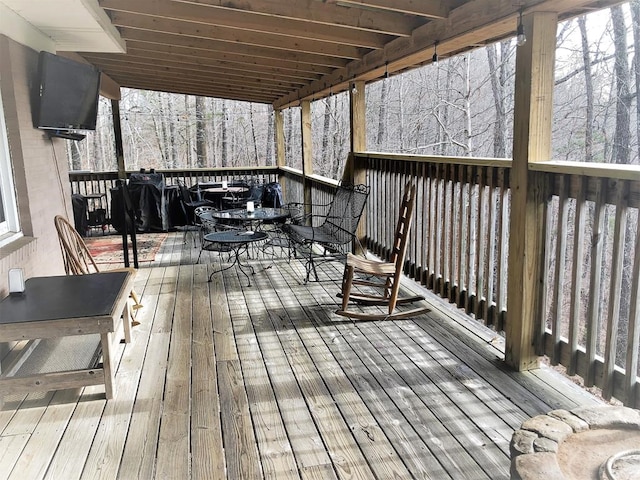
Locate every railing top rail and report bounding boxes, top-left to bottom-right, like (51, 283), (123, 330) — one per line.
(531, 160), (640, 181)
(353, 151), (513, 168)
(279, 167), (340, 188)
(355, 152), (640, 182)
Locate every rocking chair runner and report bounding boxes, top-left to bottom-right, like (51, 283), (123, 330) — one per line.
(336, 183), (430, 320)
(283, 183), (370, 282)
(53, 215), (143, 324)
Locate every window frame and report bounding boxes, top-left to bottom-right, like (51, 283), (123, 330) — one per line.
(0, 86), (21, 246)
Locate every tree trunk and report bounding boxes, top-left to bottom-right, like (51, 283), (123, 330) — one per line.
(611, 5), (631, 165)
(611, 5), (634, 367)
(266, 105), (274, 166)
(157, 93), (169, 165)
(70, 140), (82, 170)
(250, 103), (259, 163)
(195, 96), (207, 168)
(321, 96), (332, 161)
(167, 94), (177, 168)
(578, 17), (595, 163)
(631, 0), (640, 162)
(487, 43), (507, 158)
(285, 108), (293, 165)
(462, 53), (472, 155)
(438, 63), (453, 156)
(377, 78), (388, 148)
(221, 99), (228, 167)
(184, 95), (192, 168)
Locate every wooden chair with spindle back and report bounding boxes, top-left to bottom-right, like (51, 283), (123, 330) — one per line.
(54, 215), (142, 325)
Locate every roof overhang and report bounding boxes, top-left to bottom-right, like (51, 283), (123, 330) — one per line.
(0, 0), (626, 108)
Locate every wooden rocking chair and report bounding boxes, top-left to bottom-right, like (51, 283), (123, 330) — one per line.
(54, 215), (143, 324)
(336, 183), (430, 320)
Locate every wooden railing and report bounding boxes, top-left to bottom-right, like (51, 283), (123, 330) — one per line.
(531, 162), (640, 407)
(70, 158), (640, 407)
(351, 152), (640, 408)
(69, 167), (280, 220)
(69, 166), (280, 197)
(279, 167), (339, 224)
(353, 153), (512, 328)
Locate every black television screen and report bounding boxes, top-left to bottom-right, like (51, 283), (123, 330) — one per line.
(34, 52), (101, 131)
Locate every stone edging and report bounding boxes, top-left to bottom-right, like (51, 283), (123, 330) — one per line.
(510, 405), (640, 479)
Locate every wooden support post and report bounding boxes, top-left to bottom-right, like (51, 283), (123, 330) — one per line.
(350, 81), (366, 154)
(349, 81), (367, 254)
(301, 100), (313, 217)
(275, 108), (286, 194)
(111, 99), (126, 180)
(505, 12), (557, 371)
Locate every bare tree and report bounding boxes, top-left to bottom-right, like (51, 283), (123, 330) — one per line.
(221, 100), (229, 167)
(195, 96), (207, 168)
(578, 16), (595, 163)
(486, 42), (512, 157)
(611, 5), (631, 165)
(377, 76), (388, 147)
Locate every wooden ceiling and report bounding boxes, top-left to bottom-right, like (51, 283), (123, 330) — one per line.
(79, 0), (624, 108)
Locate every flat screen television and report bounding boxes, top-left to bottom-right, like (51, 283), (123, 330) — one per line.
(33, 52), (101, 134)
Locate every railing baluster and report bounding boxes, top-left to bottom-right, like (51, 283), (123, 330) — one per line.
(496, 168), (509, 331)
(603, 181), (628, 400)
(625, 204), (640, 408)
(551, 175), (570, 365)
(484, 167), (497, 325)
(537, 174), (552, 356)
(456, 164), (465, 307)
(476, 167), (489, 322)
(428, 163), (437, 290)
(447, 164), (456, 302)
(465, 165), (474, 314)
(568, 176), (587, 376)
(475, 167), (485, 319)
(441, 163), (449, 298)
(585, 178), (607, 387)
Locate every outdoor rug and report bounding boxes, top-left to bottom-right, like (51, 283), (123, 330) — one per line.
(84, 233), (167, 264)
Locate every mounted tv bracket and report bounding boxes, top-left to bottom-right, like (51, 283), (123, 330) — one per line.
(45, 130), (86, 141)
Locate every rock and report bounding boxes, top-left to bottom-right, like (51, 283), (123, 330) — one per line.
(521, 414), (573, 443)
(511, 452), (565, 480)
(548, 409), (589, 433)
(572, 405), (640, 429)
(533, 436), (558, 453)
(510, 429), (538, 457)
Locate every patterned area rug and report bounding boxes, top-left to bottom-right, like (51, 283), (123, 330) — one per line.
(85, 233), (167, 264)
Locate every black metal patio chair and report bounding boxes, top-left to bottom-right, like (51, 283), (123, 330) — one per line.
(283, 183), (370, 283)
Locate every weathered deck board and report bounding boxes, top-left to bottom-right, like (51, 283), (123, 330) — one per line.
(117, 266), (173, 480)
(0, 231), (601, 479)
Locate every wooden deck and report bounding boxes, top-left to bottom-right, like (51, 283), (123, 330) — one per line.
(0, 231), (600, 480)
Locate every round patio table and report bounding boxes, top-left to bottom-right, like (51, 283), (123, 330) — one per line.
(205, 230), (268, 286)
(206, 207), (293, 225)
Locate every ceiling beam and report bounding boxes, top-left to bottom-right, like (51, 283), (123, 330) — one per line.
(108, 11), (367, 59)
(101, 0), (389, 49)
(113, 73), (278, 99)
(120, 43), (333, 77)
(116, 79), (275, 103)
(83, 54), (311, 85)
(99, 64), (296, 94)
(85, 50), (323, 82)
(173, 0), (424, 36)
(333, 0), (451, 19)
(115, 28), (350, 68)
